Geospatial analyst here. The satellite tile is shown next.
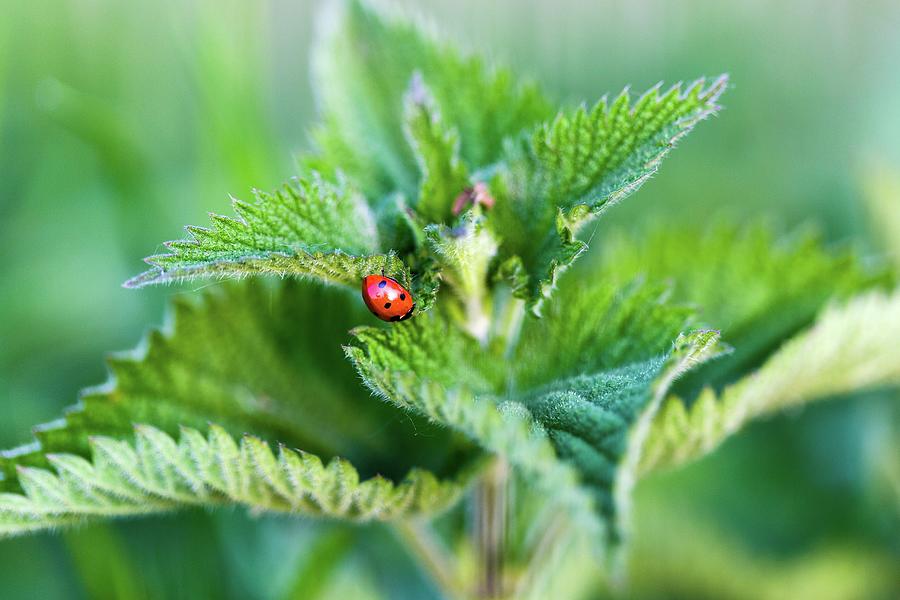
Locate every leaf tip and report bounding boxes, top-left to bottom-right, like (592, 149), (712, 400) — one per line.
(123, 268), (163, 289)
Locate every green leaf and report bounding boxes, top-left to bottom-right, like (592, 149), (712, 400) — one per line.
(347, 308), (502, 397)
(491, 77), (728, 313)
(532, 78), (727, 208)
(308, 0), (552, 198)
(518, 330), (725, 541)
(344, 303), (591, 530)
(640, 289), (900, 475)
(512, 276), (694, 390)
(404, 74), (470, 224)
(346, 281), (722, 542)
(0, 425), (466, 537)
(593, 222), (891, 392)
(125, 174), (402, 289)
(345, 343), (597, 537)
(348, 272), (695, 396)
(0, 281), (474, 532)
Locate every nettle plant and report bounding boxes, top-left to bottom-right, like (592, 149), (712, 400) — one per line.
(2, 1), (899, 598)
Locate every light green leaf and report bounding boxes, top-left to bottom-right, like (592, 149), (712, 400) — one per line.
(125, 174), (402, 289)
(308, 0), (552, 198)
(491, 77), (728, 313)
(640, 289), (900, 475)
(0, 281), (474, 531)
(530, 78), (727, 209)
(404, 74), (470, 224)
(0, 425), (466, 538)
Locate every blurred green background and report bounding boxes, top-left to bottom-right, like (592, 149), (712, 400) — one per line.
(1, 0), (898, 597)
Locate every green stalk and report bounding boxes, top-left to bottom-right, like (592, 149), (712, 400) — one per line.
(475, 457), (510, 599)
(394, 519), (465, 600)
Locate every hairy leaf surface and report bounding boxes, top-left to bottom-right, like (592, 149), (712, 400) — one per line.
(513, 277), (694, 389)
(0, 425), (465, 537)
(492, 78), (728, 313)
(425, 214), (499, 341)
(125, 175), (404, 289)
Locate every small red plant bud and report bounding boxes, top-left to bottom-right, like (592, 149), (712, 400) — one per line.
(452, 182), (495, 216)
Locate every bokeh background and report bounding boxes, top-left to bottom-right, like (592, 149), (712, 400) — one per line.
(1, 0), (898, 597)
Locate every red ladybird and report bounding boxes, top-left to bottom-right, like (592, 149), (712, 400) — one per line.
(361, 274), (416, 322)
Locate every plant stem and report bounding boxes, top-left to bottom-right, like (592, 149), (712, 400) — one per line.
(465, 294), (492, 346)
(489, 292), (524, 359)
(511, 512), (568, 599)
(475, 457), (509, 599)
(501, 299), (525, 360)
(394, 519), (465, 600)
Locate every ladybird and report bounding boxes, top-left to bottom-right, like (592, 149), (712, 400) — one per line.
(361, 274), (416, 322)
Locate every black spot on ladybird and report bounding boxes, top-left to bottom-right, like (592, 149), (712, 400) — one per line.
(378, 280), (387, 288)
(399, 293), (406, 300)
(383, 302), (391, 309)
